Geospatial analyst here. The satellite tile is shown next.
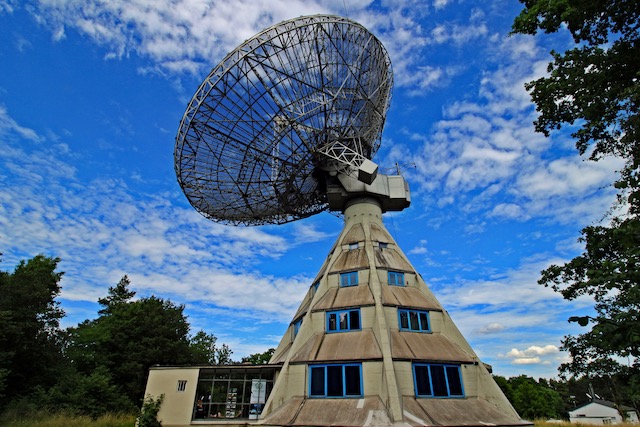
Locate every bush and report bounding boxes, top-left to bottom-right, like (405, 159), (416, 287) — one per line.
(136, 394), (164, 427)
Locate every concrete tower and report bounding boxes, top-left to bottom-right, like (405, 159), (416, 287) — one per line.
(259, 189), (530, 426)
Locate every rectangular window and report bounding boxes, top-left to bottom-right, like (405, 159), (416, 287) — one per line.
(326, 309), (361, 332)
(349, 242), (359, 250)
(309, 363), (362, 398)
(398, 309), (430, 332)
(379, 242), (388, 249)
(312, 281), (320, 292)
(293, 318), (302, 338)
(388, 271), (405, 286)
(177, 380), (187, 392)
(340, 271), (358, 287)
(413, 363), (464, 398)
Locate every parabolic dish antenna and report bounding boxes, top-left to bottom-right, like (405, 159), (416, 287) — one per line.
(175, 14), (394, 226)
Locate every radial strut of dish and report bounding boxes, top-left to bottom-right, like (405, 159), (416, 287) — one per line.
(175, 15), (393, 226)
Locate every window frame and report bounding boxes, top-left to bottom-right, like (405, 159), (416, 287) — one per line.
(413, 363), (465, 398)
(326, 308), (361, 333)
(308, 363), (363, 398)
(177, 379), (187, 392)
(398, 309), (430, 332)
(292, 318), (302, 338)
(388, 271), (405, 286)
(339, 271), (359, 287)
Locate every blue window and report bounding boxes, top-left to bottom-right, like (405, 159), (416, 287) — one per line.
(388, 271), (404, 286)
(379, 242), (388, 249)
(340, 271), (358, 287)
(309, 363), (362, 398)
(312, 281), (320, 292)
(326, 309), (360, 332)
(413, 363), (464, 398)
(293, 318), (302, 338)
(398, 309), (430, 332)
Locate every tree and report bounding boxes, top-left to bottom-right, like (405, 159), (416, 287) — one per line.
(512, 0), (640, 409)
(69, 294), (195, 404)
(496, 375), (564, 420)
(512, 0), (640, 210)
(539, 219), (640, 374)
(0, 255), (65, 402)
(189, 330), (233, 365)
(241, 348), (275, 365)
(97, 275), (136, 315)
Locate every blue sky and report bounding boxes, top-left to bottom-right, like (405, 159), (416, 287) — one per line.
(0, 0), (622, 379)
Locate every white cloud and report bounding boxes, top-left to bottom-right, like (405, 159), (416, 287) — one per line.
(477, 322), (505, 335)
(0, 110), (311, 324)
(387, 32), (620, 229)
(0, 105), (42, 142)
(512, 357), (542, 365)
(505, 345), (559, 365)
(490, 203), (525, 220)
(507, 345), (559, 358)
(24, 0), (484, 97)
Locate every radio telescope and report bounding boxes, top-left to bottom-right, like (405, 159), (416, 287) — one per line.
(174, 14), (408, 226)
(163, 15), (529, 427)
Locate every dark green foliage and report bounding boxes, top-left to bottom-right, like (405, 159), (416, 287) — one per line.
(512, 0), (640, 213)
(495, 375), (564, 419)
(97, 275), (136, 315)
(68, 285), (195, 404)
(0, 255), (65, 401)
(538, 217), (640, 407)
(540, 218), (640, 364)
(43, 366), (135, 418)
(512, 0), (640, 409)
(137, 394), (164, 427)
(0, 260), (230, 419)
(241, 348), (275, 365)
(189, 330), (233, 365)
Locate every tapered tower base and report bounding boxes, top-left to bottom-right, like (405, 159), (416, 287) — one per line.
(260, 197), (530, 426)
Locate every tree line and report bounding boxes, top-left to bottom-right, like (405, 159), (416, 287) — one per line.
(1, 253), (637, 421)
(0, 255), (271, 418)
(495, 374), (638, 420)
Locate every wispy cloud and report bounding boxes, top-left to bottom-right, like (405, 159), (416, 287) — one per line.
(0, 107), (311, 325)
(385, 34), (620, 228)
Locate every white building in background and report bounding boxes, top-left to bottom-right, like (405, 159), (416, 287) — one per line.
(569, 399), (639, 425)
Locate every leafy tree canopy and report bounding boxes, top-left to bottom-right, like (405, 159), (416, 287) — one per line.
(241, 348), (275, 365)
(97, 274), (136, 315)
(0, 255), (65, 400)
(513, 0), (640, 211)
(494, 375), (564, 420)
(512, 0), (640, 410)
(190, 330), (233, 365)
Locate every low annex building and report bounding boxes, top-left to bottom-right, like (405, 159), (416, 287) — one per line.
(143, 199), (530, 427)
(569, 400), (640, 425)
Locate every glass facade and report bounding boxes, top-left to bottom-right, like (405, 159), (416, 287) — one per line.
(193, 367), (276, 420)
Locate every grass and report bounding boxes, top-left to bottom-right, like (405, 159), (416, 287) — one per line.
(0, 412), (136, 427)
(534, 421), (638, 427)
